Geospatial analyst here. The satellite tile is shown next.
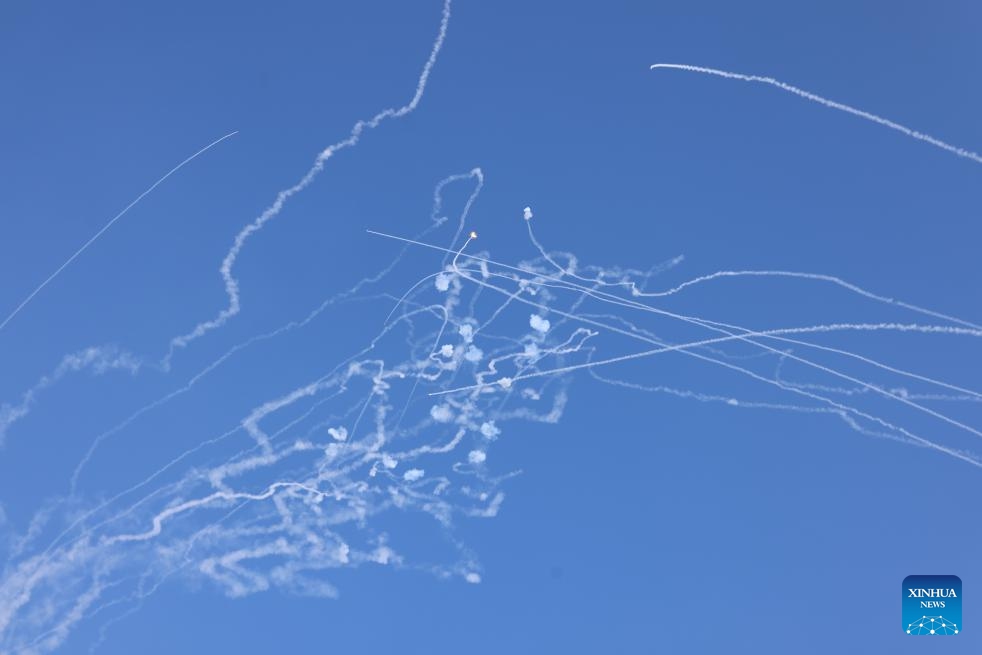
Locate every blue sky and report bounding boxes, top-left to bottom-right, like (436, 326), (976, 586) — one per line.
(2, 1), (981, 653)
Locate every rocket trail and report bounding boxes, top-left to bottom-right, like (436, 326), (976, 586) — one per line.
(650, 63), (982, 166)
(163, 0), (453, 367)
(0, 131), (238, 334)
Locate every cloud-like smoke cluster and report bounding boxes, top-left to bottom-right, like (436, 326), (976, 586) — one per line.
(2, 4), (982, 654)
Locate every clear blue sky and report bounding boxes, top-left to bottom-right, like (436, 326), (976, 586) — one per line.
(2, 1), (981, 653)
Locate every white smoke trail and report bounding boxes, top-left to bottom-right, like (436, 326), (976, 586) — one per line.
(163, 0), (454, 368)
(26, 187), (479, 622)
(514, 264), (982, 400)
(396, 235), (982, 465)
(650, 63), (982, 165)
(453, 273), (982, 466)
(0, 131), (238, 334)
(444, 257), (982, 444)
(523, 208), (981, 332)
(69, 167), (483, 492)
(434, 306), (982, 446)
(431, 321), (982, 392)
(5, 27), (982, 653)
(370, 230), (982, 402)
(4, 210), (980, 652)
(588, 369), (921, 446)
(0, 347), (140, 447)
(630, 269), (982, 331)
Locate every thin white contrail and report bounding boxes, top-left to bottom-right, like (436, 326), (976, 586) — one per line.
(0, 131), (238, 334)
(375, 232), (981, 406)
(494, 264), (982, 401)
(631, 269), (982, 331)
(163, 0), (453, 368)
(370, 230), (982, 441)
(505, 267), (982, 402)
(441, 255), (982, 467)
(68, 167), (481, 491)
(492, 268), (982, 441)
(45, 306), (436, 563)
(650, 63), (982, 166)
(0, 346), (140, 447)
(104, 481), (325, 545)
(443, 260), (982, 467)
(368, 228), (982, 334)
(524, 213), (980, 332)
(430, 325), (975, 396)
(524, 207), (979, 332)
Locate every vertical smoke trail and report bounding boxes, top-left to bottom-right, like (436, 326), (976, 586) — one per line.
(163, 0), (454, 368)
(439, 169), (484, 265)
(0, 131), (238, 334)
(650, 63), (982, 165)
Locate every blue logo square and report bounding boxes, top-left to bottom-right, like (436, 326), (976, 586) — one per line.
(903, 575), (961, 635)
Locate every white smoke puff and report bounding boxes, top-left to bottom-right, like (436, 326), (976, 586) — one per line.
(464, 345), (483, 362)
(523, 343), (540, 359)
(430, 404), (453, 423)
(336, 543), (350, 564)
(465, 572), (482, 584)
(497, 377), (513, 390)
(468, 450), (486, 464)
(521, 388), (541, 400)
(382, 454), (398, 469)
(403, 468), (425, 482)
(477, 492), (505, 518)
(459, 323), (474, 342)
(435, 272), (452, 292)
(389, 489), (406, 507)
(328, 426), (348, 442)
(517, 279), (537, 296)
(529, 314), (550, 333)
(372, 546), (396, 565)
(439, 344), (454, 358)
(480, 421), (501, 439)
(523, 206), (533, 220)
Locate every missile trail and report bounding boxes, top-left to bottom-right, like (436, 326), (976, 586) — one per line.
(0, 131), (238, 334)
(650, 63), (982, 166)
(163, 0), (453, 367)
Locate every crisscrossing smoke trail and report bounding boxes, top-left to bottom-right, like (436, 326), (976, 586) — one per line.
(1, 5), (980, 654)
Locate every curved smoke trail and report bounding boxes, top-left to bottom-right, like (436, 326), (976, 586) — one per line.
(1, 8), (981, 654)
(650, 63), (982, 165)
(163, 0), (454, 368)
(0, 131), (238, 334)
